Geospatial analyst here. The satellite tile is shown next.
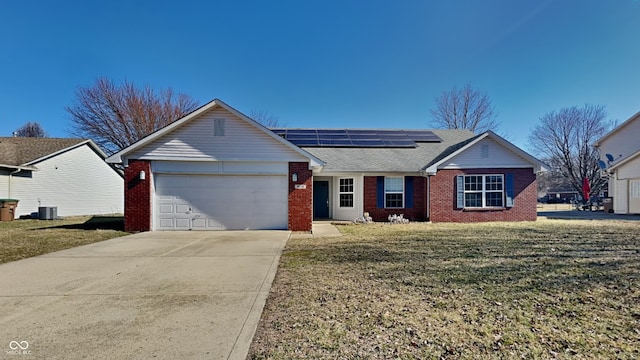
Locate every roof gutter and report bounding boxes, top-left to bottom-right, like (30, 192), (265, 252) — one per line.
(0, 164), (38, 171)
(0, 164), (37, 199)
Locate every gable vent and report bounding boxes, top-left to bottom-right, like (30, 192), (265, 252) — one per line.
(214, 118), (225, 136)
(481, 144), (489, 158)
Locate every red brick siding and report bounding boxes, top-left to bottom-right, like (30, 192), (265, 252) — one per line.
(288, 162), (313, 231)
(429, 168), (537, 222)
(363, 176), (428, 222)
(124, 160), (152, 232)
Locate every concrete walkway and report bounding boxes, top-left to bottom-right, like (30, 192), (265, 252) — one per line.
(290, 221), (343, 239)
(0, 231), (289, 360)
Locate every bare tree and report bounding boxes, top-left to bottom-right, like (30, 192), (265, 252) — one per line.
(15, 122), (47, 137)
(250, 109), (284, 128)
(66, 77), (199, 154)
(430, 84), (499, 133)
(529, 104), (611, 200)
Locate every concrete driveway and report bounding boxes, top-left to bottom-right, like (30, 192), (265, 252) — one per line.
(0, 231), (289, 359)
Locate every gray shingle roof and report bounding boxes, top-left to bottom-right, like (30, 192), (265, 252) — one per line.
(0, 137), (87, 166)
(299, 129), (476, 173)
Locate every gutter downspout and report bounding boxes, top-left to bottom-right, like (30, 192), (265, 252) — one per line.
(8, 169), (20, 198)
(426, 175), (431, 221)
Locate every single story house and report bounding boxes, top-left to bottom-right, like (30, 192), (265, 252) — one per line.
(0, 137), (124, 218)
(594, 110), (640, 214)
(106, 99), (547, 232)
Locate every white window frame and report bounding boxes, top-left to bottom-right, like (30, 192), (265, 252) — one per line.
(384, 176), (404, 208)
(339, 178), (354, 208)
(464, 174), (504, 208)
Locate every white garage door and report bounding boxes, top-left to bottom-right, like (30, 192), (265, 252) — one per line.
(155, 174), (288, 230)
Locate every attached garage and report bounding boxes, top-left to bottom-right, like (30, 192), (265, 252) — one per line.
(154, 174), (288, 230)
(106, 99), (324, 232)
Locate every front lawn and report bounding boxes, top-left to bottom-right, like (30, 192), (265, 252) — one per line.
(0, 216), (128, 264)
(249, 219), (640, 359)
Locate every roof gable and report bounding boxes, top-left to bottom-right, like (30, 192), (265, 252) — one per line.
(595, 110), (640, 146)
(594, 111), (640, 166)
(424, 131), (547, 174)
(0, 137), (90, 167)
(106, 99), (323, 167)
(609, 148), (640, 171)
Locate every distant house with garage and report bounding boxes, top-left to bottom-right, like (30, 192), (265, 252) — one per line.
(0, 137), (123, 218)
(594, 110), (640, 214)
(106, 99), (547, 232)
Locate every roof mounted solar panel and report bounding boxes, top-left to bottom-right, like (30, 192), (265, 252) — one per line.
(403, 130), (442, 142)
(270, 128), (442, 148)
(317, 129), (348, 135)
(351, 140), (385, 147)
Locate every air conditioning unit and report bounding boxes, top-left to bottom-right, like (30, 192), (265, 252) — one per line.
(38, 206), (57, 220)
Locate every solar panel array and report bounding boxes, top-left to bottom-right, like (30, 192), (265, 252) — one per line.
(271, 129), (442, 148)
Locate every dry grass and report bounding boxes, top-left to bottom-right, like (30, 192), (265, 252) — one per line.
(0, 216), (127, 264)
(249, 219), (640, 359)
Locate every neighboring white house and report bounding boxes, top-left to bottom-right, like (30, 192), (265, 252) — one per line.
(594, 111), (640, 214)
(0, 137), (124, 218)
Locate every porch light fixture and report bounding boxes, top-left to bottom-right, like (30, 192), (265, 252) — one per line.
(292, 173), (298, 182)
(139, 170), (146, 180)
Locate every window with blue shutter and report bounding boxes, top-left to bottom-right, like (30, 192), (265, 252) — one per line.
(456, 176), (465, 208)
(384, 177), (404, 208)
(405, 176), (414, 208)
(377, 176), (407, 208)
(458, 174), (508, 208)
(376, 176), (384, 208)
(505, 173), (514, 207)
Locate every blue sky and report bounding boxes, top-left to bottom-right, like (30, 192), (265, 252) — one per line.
(1, 0), (638, 151)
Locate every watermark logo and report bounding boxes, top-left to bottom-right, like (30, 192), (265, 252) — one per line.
(7, 341), (31, 356)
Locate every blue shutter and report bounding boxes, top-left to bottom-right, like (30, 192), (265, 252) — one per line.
(376, 176), (384, 208)
(456, 176), (464, 209)
(505, 173), (514, 207)
(405, 176), (414, 208)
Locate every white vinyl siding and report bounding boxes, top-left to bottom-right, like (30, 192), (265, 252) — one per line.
(0, 169), (8, 197)
(607, 156), (640, 214)
(130, 108), (307, 162)
(442, 138), (532, 169)
(617, 155), (640, 179)
(8, 145), (123, 218)
(597, 114), (640, 167)
(630, 180), (640, 214)
(330, 174), (363, 221)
